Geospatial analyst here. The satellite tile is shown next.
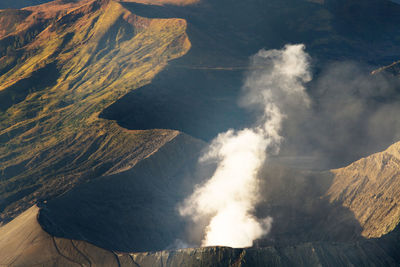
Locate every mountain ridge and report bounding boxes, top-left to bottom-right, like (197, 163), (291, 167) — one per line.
(0, 0), (191, 224)
(2, 142), (400, 267)
(2, 205), (391, 266)
(1, 0), (400, 265)
(327, 141), (400, 239)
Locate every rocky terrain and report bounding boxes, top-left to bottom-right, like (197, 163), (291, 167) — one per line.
(4, 206), (400, 267)
(327, 142), (400, 239)
(0, 0), (191, 224)
(1, 0), (400, 266)
(101, 0), (400, 166)
(2, 141), (400, 266)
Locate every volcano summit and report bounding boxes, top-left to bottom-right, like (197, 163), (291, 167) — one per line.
(1, 0), (400, 266)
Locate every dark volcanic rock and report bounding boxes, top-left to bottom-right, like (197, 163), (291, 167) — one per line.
(0, 207), (400, 267)
(2, 206), (400, 266)
(38, 133), (206, 252)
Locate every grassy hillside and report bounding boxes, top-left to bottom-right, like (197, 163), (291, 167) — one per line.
(0, 0), (191, 223)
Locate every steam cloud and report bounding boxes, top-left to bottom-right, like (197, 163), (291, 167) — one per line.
(179, 44), (312, 248)
(277, 61), (400, 169)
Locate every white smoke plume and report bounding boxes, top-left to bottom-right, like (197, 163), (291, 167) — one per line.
(179, 44), (312, 248)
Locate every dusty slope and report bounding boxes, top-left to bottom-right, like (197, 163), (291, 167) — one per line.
(0, 205), (122, 266)
(1, 133), (400, 265)
(33, 140), (400, 253)
(0, 0), (191, 223)
(1, 205), (399, 266)
(254, 141), (400, 245)
(327, 141), (400, 238)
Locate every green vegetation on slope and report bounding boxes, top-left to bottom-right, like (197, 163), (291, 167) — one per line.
(0, 0), (191, 223)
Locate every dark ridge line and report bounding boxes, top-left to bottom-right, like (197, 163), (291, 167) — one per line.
(112, 251), (122, 267)
(128, 254), (141, 267)
(160, 252), (164, 267)
(51, 236), (84, 266)
(71, 240), (92, 267)
(232, 249), (246, 266)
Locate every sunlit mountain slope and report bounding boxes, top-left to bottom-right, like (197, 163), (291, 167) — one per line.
(0, 0), (191, 223)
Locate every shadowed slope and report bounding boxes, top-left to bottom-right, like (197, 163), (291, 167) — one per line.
(36, 140), (400, 253)
(38, 132), (206, 252)
(2, 135), (400, 265)
(0, 205), (121, 266)
(1, 0), (400, 264)
(102, 0), (400, 169)
(1, 185), (399, 266)
(0, 207), (379, 266)
(0, 0), (191, 223)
